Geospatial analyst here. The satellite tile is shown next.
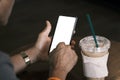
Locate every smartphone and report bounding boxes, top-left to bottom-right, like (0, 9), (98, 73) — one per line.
(49, 15), (77, 53)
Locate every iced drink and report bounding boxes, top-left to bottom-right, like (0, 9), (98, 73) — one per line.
(79, 35), (111, 80)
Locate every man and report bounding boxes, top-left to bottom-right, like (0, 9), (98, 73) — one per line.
(0, 0), (78, 80)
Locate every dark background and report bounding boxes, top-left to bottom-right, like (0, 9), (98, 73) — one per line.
(0, 0), (119, 80)
(0, 0), (120, 53)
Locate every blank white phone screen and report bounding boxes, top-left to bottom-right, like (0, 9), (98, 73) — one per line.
(49, 16), (77, 53)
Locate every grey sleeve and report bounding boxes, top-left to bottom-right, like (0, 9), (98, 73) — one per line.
(0, 51), (19, 80)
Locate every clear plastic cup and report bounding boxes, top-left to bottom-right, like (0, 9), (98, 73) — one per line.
(79, 35), (111, 80)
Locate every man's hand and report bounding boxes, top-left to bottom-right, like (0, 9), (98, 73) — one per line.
(11, 20), (52, 73)
(49, 42), (78, 80)
(34, 20), (52, 61)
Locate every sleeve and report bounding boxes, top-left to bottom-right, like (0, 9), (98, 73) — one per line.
(0, 51), (19, 80)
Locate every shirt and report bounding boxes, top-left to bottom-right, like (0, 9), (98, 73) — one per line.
(0, 51), (19, 80)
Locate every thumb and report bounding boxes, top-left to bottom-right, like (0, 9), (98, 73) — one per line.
(42, 20), (52, 35)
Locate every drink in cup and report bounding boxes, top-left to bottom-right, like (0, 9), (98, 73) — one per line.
(79, 35), (111, 80)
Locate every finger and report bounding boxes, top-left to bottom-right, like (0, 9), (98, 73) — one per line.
(49, 36), (52, 42)
(70, 40), (76, 49)
(56, 42), (65, 49)
(42, 20), (52, 35)
(71, 40), (76, 45)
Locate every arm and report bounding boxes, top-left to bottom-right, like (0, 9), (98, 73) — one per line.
(10, 47), (40, 73)
(49, 42), (78, 80)
(11, 21), (52, 73)
(0, 0), (15, 25)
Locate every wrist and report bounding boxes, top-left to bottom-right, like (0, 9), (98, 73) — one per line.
(25, 46), (40, 63)
(20, 52), (31, 65)
(48, 77), (61, 80)
(49, 68), (68, 80)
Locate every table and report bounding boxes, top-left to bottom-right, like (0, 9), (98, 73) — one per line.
(14, 37), (120, 80)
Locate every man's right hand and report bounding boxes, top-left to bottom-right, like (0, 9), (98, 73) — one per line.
(49, 42), (78, 80)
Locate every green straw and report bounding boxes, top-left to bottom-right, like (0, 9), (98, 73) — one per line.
(86, 14), (99, 48)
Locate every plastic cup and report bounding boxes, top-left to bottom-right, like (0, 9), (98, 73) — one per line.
(79, 35), (111, 80)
